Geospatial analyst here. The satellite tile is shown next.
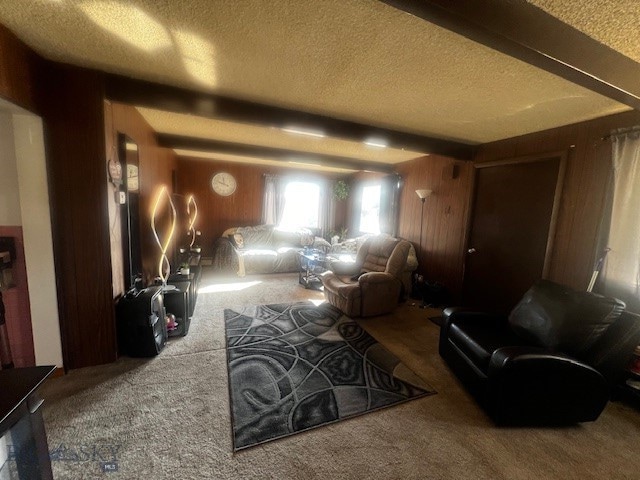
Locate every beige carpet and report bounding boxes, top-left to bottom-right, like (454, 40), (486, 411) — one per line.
(39, 271), (640, 479)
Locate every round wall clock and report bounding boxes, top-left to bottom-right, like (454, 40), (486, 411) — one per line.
(211, 172), (237, 196)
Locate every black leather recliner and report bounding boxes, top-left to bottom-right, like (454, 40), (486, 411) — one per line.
(440, 280), (640, 425)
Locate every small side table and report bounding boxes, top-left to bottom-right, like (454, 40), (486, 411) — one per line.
(298, 251), (329, 289)
(0, 366), (56, 479)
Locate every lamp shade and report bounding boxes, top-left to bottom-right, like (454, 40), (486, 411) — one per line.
(415, 189), (433, 199)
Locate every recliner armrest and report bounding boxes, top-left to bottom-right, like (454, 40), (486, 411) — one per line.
(443, 307), (507, 326)
(441, 308), (508, 343)
(359, 272), (395, 285)
(489, 346), (600, 374)
(487, 346), (609, 424)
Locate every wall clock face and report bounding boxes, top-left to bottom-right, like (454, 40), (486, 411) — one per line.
(211, 172), (237, 196)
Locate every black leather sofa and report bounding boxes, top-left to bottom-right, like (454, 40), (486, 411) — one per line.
(440, 280), (640, 425)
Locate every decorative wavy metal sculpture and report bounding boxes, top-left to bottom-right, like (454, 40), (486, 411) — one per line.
(151, 185), (177, 287)
(186, 194), (198, 249)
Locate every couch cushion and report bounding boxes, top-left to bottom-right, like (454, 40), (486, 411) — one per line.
(508, 280), (626, 356)
(235, 225), (275, 248)
(448, 318), (526, 372)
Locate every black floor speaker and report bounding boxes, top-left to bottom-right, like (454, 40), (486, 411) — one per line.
(116, 286), (167, 357)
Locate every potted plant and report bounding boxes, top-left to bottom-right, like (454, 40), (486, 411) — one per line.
(179, 262), (190, 275)
(333, 180), (349, 200)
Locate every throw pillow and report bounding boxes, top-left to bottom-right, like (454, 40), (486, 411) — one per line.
(228, 233), (245, 249)
(312, 237), (331, 253)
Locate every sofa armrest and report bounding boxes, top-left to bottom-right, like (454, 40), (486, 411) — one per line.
(211, 236), (239, 273)
(487, 346), (609, 424)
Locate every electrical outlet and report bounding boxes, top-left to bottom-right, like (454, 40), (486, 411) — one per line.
(115, 190), (126, 205)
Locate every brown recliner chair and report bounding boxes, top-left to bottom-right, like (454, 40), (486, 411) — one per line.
(321, 236), (411, 317)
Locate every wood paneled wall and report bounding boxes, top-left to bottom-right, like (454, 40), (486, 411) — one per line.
(475, 109), (640, 291)
(395, 155), (474, 298)
(395, 110), (640, 300)
(37, 62), (116, 369)
(0, 24), (40, 111)
(0, 30), (119, 369)
(176, 157), (342, 253)
(106, 102), (178, 290)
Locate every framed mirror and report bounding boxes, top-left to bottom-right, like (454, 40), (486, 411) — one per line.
(118, 134), (142, 290)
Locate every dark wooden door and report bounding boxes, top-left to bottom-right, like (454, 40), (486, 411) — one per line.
(462, 154), (564, 312)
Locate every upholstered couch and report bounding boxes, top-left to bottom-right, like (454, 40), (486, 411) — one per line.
(440, 280), (640, 425)
(211, 224), (331, 276)
(321, 235), (413, 317)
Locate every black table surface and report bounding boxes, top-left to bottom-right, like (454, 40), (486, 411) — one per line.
(0, 366), (56, 433)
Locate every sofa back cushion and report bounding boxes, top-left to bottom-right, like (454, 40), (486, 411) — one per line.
(273, 227), (318, 247)
(223, 225), (275, 248)
(508, 280), (625, 356)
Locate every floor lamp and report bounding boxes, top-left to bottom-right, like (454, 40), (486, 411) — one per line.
(415, 189), (433, 250)
(151, 185), (178, 291)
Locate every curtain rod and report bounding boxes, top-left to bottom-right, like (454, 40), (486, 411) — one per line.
(601, 125), (640, 141)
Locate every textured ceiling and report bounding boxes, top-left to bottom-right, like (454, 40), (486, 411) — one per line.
(529, 0), (640, 63)
(0, 0), (634, 170)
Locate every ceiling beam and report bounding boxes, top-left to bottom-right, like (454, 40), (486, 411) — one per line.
(157, 134), (397, 173)
(105, 74), (474, 160)
(380, 0), (640, 110)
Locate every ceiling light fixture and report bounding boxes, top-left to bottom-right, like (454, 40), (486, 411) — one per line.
(282, 126), (326, 138)
(287, 160), (321, 167)
(364, 138), (388, 148)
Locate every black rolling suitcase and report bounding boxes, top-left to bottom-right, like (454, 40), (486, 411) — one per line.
(116, 286), (167, 357)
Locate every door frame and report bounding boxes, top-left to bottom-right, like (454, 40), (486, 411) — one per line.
(462, 150), (568, 286)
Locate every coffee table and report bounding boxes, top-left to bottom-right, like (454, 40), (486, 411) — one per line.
(298, 251), (332, 289)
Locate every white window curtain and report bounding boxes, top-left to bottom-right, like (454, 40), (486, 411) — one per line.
(261, 174), (285, 225)
(600, 127), (640, 312)
(318, 179), (332, 237)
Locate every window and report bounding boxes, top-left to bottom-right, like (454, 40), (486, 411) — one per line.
(279, 181), (320, 230)
(359, 184), (381, 234)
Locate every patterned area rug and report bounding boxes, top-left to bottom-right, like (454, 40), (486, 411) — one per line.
(224, 302), (436, 450)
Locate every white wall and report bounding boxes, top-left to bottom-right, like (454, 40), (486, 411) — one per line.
(0, 433), (8, 475)
(12, 113), (64, 368)
(0, 111), (21, 225)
